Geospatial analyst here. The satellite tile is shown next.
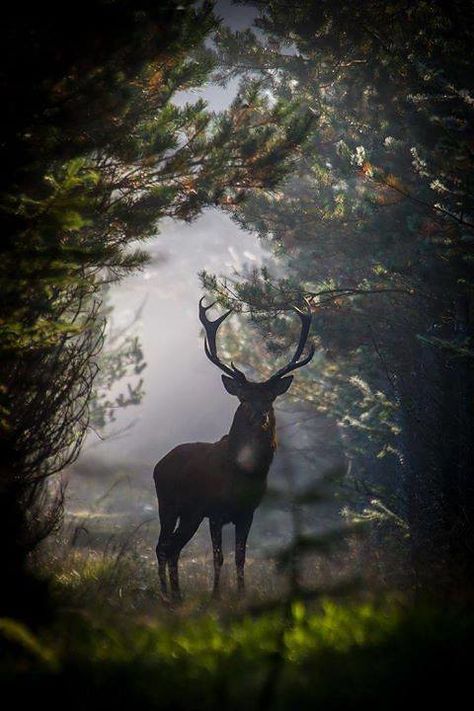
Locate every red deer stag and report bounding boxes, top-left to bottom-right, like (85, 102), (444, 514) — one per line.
(153, 297), (314, 601)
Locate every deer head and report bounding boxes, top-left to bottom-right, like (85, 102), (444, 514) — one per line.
(199, 297), (315, 428)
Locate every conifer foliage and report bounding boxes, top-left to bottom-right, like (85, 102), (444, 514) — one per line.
(209, 0), (474, 595)
(0, 1), (313, 616)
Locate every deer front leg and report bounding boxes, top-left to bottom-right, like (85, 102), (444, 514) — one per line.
(209, 518), (224, 599)
(167, 515), (202, 602)
(156, 507), (178, 598)
(235, 513), (253, 596)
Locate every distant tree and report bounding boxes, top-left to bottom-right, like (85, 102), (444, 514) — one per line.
(88, 291), (147, 437)
(0, 1), (314, 617)
(209, 0), (474, 596)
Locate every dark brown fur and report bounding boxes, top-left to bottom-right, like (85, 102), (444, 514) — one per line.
(154, 386), (284, 600)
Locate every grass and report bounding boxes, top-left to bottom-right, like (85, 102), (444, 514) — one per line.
(2, 521), (471, 710)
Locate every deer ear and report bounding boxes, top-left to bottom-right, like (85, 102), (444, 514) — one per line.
(221, 375), (242, 397)
(271, 376), (294, 397)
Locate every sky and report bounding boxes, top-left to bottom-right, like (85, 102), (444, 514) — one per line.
(215, 0), (258, 30)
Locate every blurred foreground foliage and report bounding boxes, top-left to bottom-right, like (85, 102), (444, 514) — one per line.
(1, 599), (472, 709)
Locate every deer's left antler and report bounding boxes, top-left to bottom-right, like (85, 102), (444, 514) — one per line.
(268, 298), (315, 381)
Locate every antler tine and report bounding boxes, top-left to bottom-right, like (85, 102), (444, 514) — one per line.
(269, 297), (315, 381)
(203, 338), (237, 379)
(199, 297), (247, 382)
(199, 297), (231, 356)
(290, 297), (314, 360)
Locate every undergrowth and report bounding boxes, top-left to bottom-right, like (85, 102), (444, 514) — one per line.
(1, 596), (473, 710)
(1, 488), (471, 709)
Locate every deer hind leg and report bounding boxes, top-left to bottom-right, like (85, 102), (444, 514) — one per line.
(235, 513), (254, 596)
(209, 518), (224, 599)
(167, 514), (202, 602)
(156, 505), (178, 597)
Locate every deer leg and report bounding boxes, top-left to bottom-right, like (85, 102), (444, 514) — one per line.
(167, 515), (202, 602)
(209, 518), (224, 599)
(156, 507), (177, 597)
(235, 513), (253, 596)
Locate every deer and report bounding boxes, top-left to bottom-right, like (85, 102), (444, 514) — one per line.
(153, 297), (315, 602)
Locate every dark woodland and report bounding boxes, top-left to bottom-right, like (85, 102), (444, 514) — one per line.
(1, 1), (473, 708)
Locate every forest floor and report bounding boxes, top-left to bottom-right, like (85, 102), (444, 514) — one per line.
(44, 458), (352, 617)
(4, 434), (468, 710)
(2, 465), (473, 709)
(50, 406), (358, 614)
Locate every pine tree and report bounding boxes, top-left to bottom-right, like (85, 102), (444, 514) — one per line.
(0, 1), (314, 617)
(210, 0), (474, 596)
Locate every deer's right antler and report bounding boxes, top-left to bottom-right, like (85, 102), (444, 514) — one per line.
(199, 297), (248, 383)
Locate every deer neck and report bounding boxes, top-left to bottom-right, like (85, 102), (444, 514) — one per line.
(228, 403), (276, 475)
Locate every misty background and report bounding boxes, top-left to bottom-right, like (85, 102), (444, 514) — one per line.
(61, 2), (342, 590)
(83, 209), (269, 468)
(76, 0), (265, 472)
(66, 206), (340, 583)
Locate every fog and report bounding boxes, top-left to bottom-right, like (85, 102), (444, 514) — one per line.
(67, 206), (340, 567)
(69, 205), (341, 560)
(84, 209), (270, 471)
(66, 0), (342, 560)
(73, 0), (304, 484)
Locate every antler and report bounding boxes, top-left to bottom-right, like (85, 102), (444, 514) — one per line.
(199, 297), (248, 383)
(268, 298), (315, 381)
